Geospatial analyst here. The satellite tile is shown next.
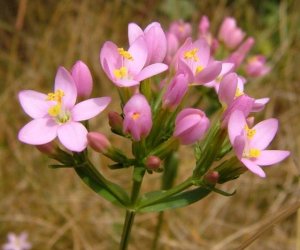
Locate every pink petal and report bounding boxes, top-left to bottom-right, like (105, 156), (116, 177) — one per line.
(194, 61), (222, 84)
(126, 36), (147, 75)
(100, 41), (121, 70)
(19, 90), (50, 118)
(72, 97), (111, 121)
(128, 22), (143, 45)
(250, 118), (278, 150)
(54, 67), (77, 108)
(115, 78), (140, 87)
(193, 38), (210, 66)
(57, 122), (88, 152)
(228, 110), (246, 145)
(252, 98), (270, 112)
(233, 135), (245, 159)
(18, 118), (58, 145)
(241, 158), (266, 177)
(136, 63), (168, 82)
(218, 72), (238, 105)
(220, 62), (234, 75)
(255, 150), (290, 166)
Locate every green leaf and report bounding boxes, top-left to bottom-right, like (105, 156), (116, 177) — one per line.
(138, 187), (211, 213)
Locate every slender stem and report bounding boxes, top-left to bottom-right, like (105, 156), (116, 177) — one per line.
(119, 210), (136, 250)
(152, 212), (164, 250)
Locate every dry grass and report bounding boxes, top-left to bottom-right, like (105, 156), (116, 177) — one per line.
(0, 0), (300, 249)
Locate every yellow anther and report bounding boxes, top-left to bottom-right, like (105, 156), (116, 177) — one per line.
(196, 65), (204, 74)
(118, 48), (133, 60)
(235, 88), (243, 98)
(184, 48), (199, 61)
(244, 125), (256, 139)
(48, 104), (61, 117)
(249, 148), (261, 158)
(216, 76), (222, 83)
(47, 89), (65, 103)
(131, 112), (141, 120)
(113, 67), (128, 79)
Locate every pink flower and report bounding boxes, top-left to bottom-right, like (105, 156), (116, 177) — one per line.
(198, 16), (210, 36)
(87, 132), (111, 154)
(169, 20), (192, 44)
(245, 55), (270, 77)
(128, 22), (167, 65)
(173, 108), (210, 145)
(164, 32), (180, 65)
(100, 36), (168, 87)
(177, 38), (222, 84)
(218, 17), (245, 49)
(227, 37), (255, 68)
(123, 94), (152, 141)
(2, 232), (31, 250)
(162, 73), (188, 110)
(71, 60), (93, 99)
(18, 67), (111, 152)
(198, 16), (219, 55)
(228, 110), (290, 177)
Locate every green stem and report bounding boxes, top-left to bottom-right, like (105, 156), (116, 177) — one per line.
(119, 210), (136, 250)
(152, 211), (164, 250)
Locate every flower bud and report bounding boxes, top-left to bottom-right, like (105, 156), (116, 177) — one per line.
(204, 171), (219, 185)
(169, 20), (192, 43)
(123, 94), (152, 141)
(173, 108), (210, 145)
(87, 132), (111, 154)
(71, 60), (93, 99)
(163, 74), (188, 110)
(108, 111), (123, 134)
(198, 16), (210, 36)
(36, 142), (57, 156)
(245, 55), (270, 77)
(218, 17), (245, 49)
(145, 155), (161, 170)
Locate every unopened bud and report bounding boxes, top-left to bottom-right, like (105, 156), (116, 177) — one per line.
(87, 132), (111, 154)
(146, 156), (161, 170)
(204, 171), (219, 185)
(108, 111), (123, 134)
(36, 142), (57, 156)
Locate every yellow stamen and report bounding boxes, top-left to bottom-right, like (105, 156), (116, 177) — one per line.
(235, 87), (243, 98)
(216, 76), (222, 83)
(48, 104), (61, 117)
(47, 89), (65, 103)
(184, 48), (199, 62)
(118, 48), (133, 60)
(196, 65), (204, 74)
(245, 125), (256, 139)
(113, 67), (128, 79)
(131, 112), (141, 120)
(249, 148), (261, 158)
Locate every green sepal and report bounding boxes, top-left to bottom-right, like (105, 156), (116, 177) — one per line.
(137, 187), (211, 213)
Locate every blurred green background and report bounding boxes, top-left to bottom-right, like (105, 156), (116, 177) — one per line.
(0, 0), (300, 249)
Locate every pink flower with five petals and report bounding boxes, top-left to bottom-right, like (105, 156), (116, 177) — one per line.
(18, 67), (111, 152)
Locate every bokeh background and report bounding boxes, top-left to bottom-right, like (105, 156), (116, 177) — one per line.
(1, 0), (300, 249)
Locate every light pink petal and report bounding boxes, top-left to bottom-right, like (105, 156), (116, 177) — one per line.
(193, 38), (210, 66)
(19, 90), (50, 118)
(57, 122), (88, 152)
(177, 58), (194, 83)
(255, 150), (290, 166)
(252, 98), (270, 112)
(220, 62), (234, 75)
(115, 78), (140, 87)
(241, 158), (266, 178)
(126, 36), (147, 75)
(128, 22), (143, 45)
(174, 114), (201, 137)
(72, 97), (111, 121)
(100, 41), (121, 70)
(233, 135), (245, 159)
(218, 72), (238, 105)
(18, 118), (58, 145)
(250, 118), (278, 150)
(135, 63), (168, 82)
(228, 110), (246, 145)
(194, 61), (222, 84)
(54, 67), (77, 108)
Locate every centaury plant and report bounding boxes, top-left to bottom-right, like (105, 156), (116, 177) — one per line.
(17, 16), (289, 249)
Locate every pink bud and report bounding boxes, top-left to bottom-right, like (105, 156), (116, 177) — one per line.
(146, 155), (161, 170)
(169, 20), (192, 43)
(246, 116), (255, 127)
(36, 142), (56, 156)
(123, 94), (152, 141)
(219, 17), (245, 49)
(164, 32), (179, 65)
(71, 60), (93, 98)
(174, 108), (210, 145)
(108, 111), (123, 134)
(199, 16), (210, 36)
(163, 74), (188, 110)
(87, 132), (111, 154)
(204, 171), (219, 184)
(227, 37), (255, 68)
(245, 55), (270, 77)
